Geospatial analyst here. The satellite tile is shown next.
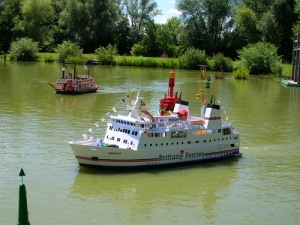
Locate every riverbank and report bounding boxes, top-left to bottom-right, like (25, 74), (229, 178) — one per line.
(0, 52), (292, 76)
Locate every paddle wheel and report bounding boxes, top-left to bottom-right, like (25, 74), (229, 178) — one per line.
(159, 70), (180, 114)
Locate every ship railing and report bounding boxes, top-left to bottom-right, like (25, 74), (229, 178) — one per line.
(221, 121), (232, 127)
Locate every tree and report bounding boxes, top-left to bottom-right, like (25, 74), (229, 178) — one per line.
(57, 0), (121, 53)
(270, 0), (296, 61)
(140, 20), (160, 56)
(177, 0), (234, 55)
(241, 0), (297, 61)
(234, 5), (260, 44)
(122, 0), (162, 43)
(13, 0), (55, 50)
(114, 16), (132, 55)
(0, 0), (22, 52)
(241, 0), (275, 15)
(156, 17), (182, 58)
(58, 0), (89, 49)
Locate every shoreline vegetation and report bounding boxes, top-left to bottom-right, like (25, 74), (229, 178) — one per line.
(0, 52), (292, 78)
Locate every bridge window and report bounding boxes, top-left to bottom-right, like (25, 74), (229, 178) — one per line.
(171, 131), (186, 138)
(223, 128), (231, 135)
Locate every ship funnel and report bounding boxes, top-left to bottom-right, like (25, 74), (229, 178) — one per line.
(173, 99), (190, 119)
(203, 100), (221, 129)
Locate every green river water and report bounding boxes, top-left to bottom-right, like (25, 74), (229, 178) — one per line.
(0, 61), (299, 224)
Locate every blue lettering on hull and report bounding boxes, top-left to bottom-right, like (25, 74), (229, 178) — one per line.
(158, 151), (205, 161)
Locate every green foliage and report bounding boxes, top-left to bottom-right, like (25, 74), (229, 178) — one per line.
(211, 53), (233, 72)
(156, 18), (182, 58)
(179, 47), (207, 70)
(232, 66), (249, 79)
(95, 44), (118, 65)
(131, 44), (147, 56)
(177, 0), (233, 55)
(116, 56), (179, 68)
(233, 5), (259, 44)
(44, 55), (55, 62)
(9, 38), (39, 61)
(140, 20), (160, 57)
(270, 60), (283, 76)
(155, 58), (179, 68)
(123, 0), (162, 43)
(17, 0), (55, 49)
(281, 63), (292, 78)
(237, 42), (281, 74)
(55, 41), (81, 63)
(65, 55), (87, 64)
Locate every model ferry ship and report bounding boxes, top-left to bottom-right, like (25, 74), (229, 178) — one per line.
(69, 88), (242, 168)
(48, 64), (98, 94)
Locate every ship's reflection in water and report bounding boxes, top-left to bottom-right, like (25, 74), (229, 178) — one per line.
(70, 158), (241, 223)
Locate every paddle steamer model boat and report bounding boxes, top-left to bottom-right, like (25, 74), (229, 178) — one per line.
(69, 88), (242, 168)
(48, 64), (98, 94)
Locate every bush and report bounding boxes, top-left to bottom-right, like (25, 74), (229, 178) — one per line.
(55, 41), (81, 63)
(211, 53), (233, 72)
(95, 44), (118, 65)
(130, 44), (146, 57)
(232, 66), (249, 79)
(179, 47), (207, 70)
(270, 60), (283, 76)
(44, 55), (56, 62)
(9, 38), (39, 61)
(237, 42), (281, 74)
(65, 56), (87, 64)
(115, 56), (179, 68)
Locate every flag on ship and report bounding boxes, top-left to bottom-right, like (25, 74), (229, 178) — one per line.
(141, 100), (146, 106)
(84, 65), (88, 70)
(88, 128), (93, 134)
(100, 117), (105, 122)
(82, 133), (87, 140)
(112, 107), (117, 112)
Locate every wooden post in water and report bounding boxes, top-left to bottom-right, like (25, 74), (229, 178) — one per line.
(73, 63), (76, 79)
(292, 33), (300, 84)
(17, 168), (31, 225)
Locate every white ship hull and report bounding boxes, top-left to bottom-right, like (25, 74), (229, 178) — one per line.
(69, 131), (241, 168)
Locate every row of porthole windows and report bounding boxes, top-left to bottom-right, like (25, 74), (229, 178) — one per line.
(143, 137), (232, 147)
(146, 129), (230, 139)
(107, 135), (134, 146)
(109, 126), (138, 136)
(112, 119), (136, 127)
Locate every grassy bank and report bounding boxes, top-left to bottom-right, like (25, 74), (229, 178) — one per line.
(0, 52), (292, 76)
(282, 63), (292, 77)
